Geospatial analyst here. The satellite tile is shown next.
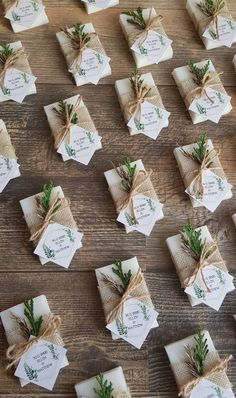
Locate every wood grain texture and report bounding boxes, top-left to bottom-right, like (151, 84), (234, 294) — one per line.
(0, 0), (236, 397)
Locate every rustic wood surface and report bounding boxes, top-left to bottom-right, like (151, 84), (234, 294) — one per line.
(0, 0), (236, 396)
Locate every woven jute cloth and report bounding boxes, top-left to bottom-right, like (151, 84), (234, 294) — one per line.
(2, 0), (42, 12)
(172, 350), (232, 397)
(196, 2), (232, 37)
(0, 128), (16, 159)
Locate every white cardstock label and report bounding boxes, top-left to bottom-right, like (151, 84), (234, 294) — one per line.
(71, 49), (110, 84)
(106, 298), (158, 349)
(131, 30), (172, 64)
(15, 339), (67, 391)
(186, 169), (232, 212)
(57, 125), (102, 165)
(0, 156), (19, 193)
(2, 67), (36, 103)
(189, 379), (235, 398)
(34, 222), (83, 268)
(82, 0), (112, 8)
(185, 265), (234, 311)
(127, 100), (170, 139)
(5, 0), (45, 28)
(189, 88), (231, 123)
(203, 16), (236, 48)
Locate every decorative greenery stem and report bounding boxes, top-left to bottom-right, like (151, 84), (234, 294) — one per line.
(189, 60), (210, 86)
(185, 328), (209, 377)
(180, 223), (204, 261)
(24, 299), (43, 337)
(112, 259), (132, 291)
(94, 373), (113, 398)
(122, 7), (146, 30)
(116, 157), (136, 193)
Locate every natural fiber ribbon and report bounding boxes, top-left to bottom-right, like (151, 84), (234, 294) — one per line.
(101, 269), (153, 324)
(0, 129), (16, 160)
(6, 315), (62, 370)
(3, 0), (42, 12)
(177, 354), (233, 397)
(197, 2), (232, 39)
(0, 46), (28, 88)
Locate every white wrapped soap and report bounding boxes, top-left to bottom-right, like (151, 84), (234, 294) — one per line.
(81, 0), (119, 14)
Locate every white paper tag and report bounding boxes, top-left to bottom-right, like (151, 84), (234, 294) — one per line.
(34, 223), (83, 268)
(72, 49), (110, 85)
(57, 125), (102, 165)
(0, 156), (19, 193)
(185, 265), (234, 311)
(81, 0), (112, 8)
(15, 339), (67, 391)
(131, 30), (172, 64)
(186, 169), (232, 212)
(189, 379), (235, 398)
(117, 194), (163, 236)
(189, 88), (231, 123)
(106, 298), (158, 349)
(1, 67), (36, 103)
(5, 0), (45, 28)
(203, 16), (236, 48)
(127, 100), (170, 139)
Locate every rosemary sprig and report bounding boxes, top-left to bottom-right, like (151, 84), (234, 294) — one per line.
(122, 7), (146, 30)
(54, 100), (78, 125)
(112, 259), (132, 291)
(189, 60), (210, 86)
(185, 328), (209, 377)
(62, 21), (90, 51)
(11, 313), (30, 340)
(41, 181), (54, 211)
(197, 0), (225, 18)
(94, 373), (113, 398)
(130, 68), (151, 99)
(116, 157), (136, 192)
(180, 223), (204, 261)
(0, 43), (13, 64)
(24, 299), (43, 337)
(181, 133), (209, 165)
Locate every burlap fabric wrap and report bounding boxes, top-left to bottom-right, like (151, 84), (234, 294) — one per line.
(177, 141), (225, 192)
(196, 2), (233, 38)
(172, 349), (232, 397)
(78, 392), (131, 398)
(3, 0), (42, 12)
(0, 128), (16, 160)
(24, 188), (76, 244)
(0, 44), (31, 87)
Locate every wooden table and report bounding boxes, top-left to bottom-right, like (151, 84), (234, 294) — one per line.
(0, 1), (236, 397)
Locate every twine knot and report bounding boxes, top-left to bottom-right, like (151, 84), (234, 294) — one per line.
(0, 47), (26, 88)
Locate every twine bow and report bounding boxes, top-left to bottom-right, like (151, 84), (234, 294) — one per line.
(179, 355), (233, 397)
(30, 195), (70, 243)
(106, 269), (150, 324)
(130, 9), (164, 46)
(6, 315), (61, 370)
(198, 1), (232, 39)
(0, 47), (26, 88)
(125, 79), (157, 122)
(185, 71), (224, 106)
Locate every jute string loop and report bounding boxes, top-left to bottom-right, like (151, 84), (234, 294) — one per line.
(184, 71), (224, 106)
(6, 315), (61, 370)
(128, 8), (164, 47)
(197, 2), (232, 39)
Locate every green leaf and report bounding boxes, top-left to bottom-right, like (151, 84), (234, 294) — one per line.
(189, 60), (210, 85)
(112, 259), (132, 290)
(41, 181), (54, 211)
(24, 299), (43, 337)
(0, 43), (13, 64)
(181, 223), (203, 259)
(193, 328), (209, 374)
(122, 7), (146, 30)
(94, 373), (113, 398)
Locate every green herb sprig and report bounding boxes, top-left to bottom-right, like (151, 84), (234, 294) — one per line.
(0, 43), (13, 64)
(24, 299), (43, 337)
(189, 60), (210, 86)
(112, 259), (132, 290)
(180, 223), (204, 261)
(197, 0), (225, 18)
(122, 7), (146, 30)
(94, 373), (113, 398)
(115, 157), (136, 193)
(185, 328), (209, 377)
(130, 68), (151, 99)
(41, 181), (54, 211)
(181, 133), (209, 165)
(54, 100), (78, 125)
(61, 21), (90, 51)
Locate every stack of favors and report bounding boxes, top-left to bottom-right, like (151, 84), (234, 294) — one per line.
(95, 257), (159, 349)
(115, 69), (170, 140)
(0, 41), (37, 103)
(81, 0), (119, 14)
(0, 119), (20, 193)
(104, 158), (164, 236)
(56, 21), (111, 86)
(186, 0), (236, 49)
(0, 295), (68, 391)
(3, 0), (48, 32)
(44, 94), (102, 165)
(120, 7), (173, 68)
(20, 181), (83, 268)
(166, 223), (235, 310)
(172, 59), (232, 124)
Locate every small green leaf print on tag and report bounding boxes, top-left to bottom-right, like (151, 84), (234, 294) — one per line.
(31, 1), (39, 11)
(86, 131), (95, 143)
(214, 386), (224, 398)
(216, 269), (226, 285)
(95, 53), (103, 64)
(79, 68), (86, 76)
(47, 343), (59, 360)
(196, 103), (207, 115)
(21, 73), (29, 84)
(125, 212), (136, 226)
(1, 87), (11, 96)
(215, 92), (224, 103)
(194, 284), (206, 300)
(116, 319), (128, 336)
(43, 244), (55, 259)
(216, 177), (224, 191)
(65, 143), (76, 157)
(209, 29), (217, 40)
(139, 303), (150, 320)
(24, 363), (38, 380)
(155, 107), (163, 119)
(12, 11), (21, 21)
(134, 118), (144, 131)
(226, 20), (235, 31)
(64, 228), (75, 242)
(159, 35), (165, 46)
(138, 45), (148, 55)
(4, 157), (12, 170)
(146, 198), (156, 212)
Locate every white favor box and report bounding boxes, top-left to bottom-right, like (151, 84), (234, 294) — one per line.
(120, 7), (173, 68)
(95, 256), (158, 341)
(0, 119), (20, 186)
(166, 226), (235, 307)
(83, 0), (119, 14)
(0, 41), (37, 103)
(56, 23), (111, 86)
(75, 366), (129, 397)
(104, 159), (164, 234)
(115, 72), (169, 136)
(174, 139), (232, 208)
(186, 0), (236, 49)
(233, 55), (236, 72)
(172, 60), (232, 124)
(5, 1), (49, 33)
(44, 94), (102, 161)
(232, 214), (236, 226)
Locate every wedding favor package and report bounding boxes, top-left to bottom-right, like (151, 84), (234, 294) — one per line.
(75, 367), (130, 397)
(233, 55), (236, 72)
(0, 119), (20, 193)
(166, 224), (234, 310)
(120, 7), (173, 68)
(232, 213), (236, 227)
(0, 295), (68, 390)
(104, 158), (164, 236)
(3, 0), (48, 33)
(115, 70), (170, 139)
(172, 59), (232, 124)
(174, 134), (233, 211)
(44, 94), (102, 165)
(20, 181), (83, 268)
(56, 21), (111, 86)
(81, 0), (119, 14)
(0, 41), (37, 103)
(165, 329), (234, 398)
(95, 257), (159, 349)
(186, 0), (236, 49)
